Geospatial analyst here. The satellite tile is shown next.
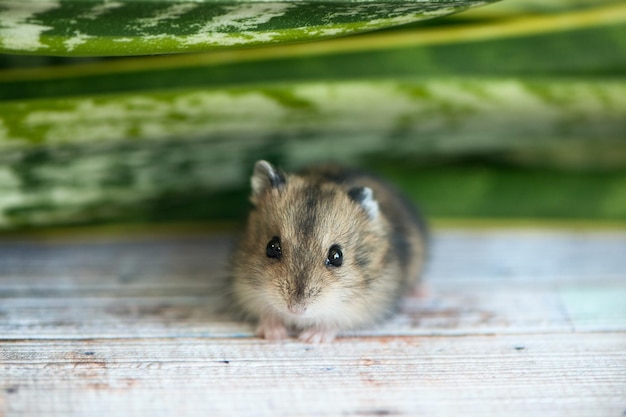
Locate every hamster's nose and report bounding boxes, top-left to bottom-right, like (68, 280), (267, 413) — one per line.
(288, 304), (307, 316)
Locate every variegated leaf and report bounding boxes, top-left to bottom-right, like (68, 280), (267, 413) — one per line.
(0, 0), (495, 56)
(0, 78), (625, 229)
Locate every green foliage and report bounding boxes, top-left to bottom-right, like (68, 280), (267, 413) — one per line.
(0, 0), (494, 56)
(0, 0), (624, 229)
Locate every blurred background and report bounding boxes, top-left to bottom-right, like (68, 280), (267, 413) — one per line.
(0, 0), (624, 232)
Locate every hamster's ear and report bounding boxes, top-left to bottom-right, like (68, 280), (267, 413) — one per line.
(251, 160), (286, 201)
(348, 186), (379, 220)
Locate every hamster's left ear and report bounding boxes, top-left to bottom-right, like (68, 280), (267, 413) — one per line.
(348, 186), (379, 220)
(251, 160), (286, 203)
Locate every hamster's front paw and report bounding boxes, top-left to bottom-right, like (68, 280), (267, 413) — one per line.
(298, 327), (337, 344)
(257, 316), (288, 340)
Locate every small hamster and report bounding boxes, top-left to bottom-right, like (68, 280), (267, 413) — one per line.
(232, 160), (427, 343)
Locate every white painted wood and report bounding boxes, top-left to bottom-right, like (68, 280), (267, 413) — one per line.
(1, 334), (625, 417)
(559, 286), (626, 331)
(1, 230), (624, 338)
(0, 234), (233, 291)
(0, 228), (625, 417)
(1, 230), (624, 290)
(0, 289), (569, 338)
(427, 230), (626, 284)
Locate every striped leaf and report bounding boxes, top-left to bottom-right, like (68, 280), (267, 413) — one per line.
(1, 0), (625, 229)
(2, 3), (625, 101)
(0, 0), (495, 56)
(1, 79), (625, 150)
(1, 78), (625, 229)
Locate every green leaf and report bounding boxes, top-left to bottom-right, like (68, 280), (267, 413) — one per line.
(1, 0), (625, 230)
(2, 3), (625, 100)
(1, 78), (625, 149)
(457, 0), (624, 18)
(0, 0), (495, 56)
(0, 77), (625, 229)
(2, 144), (626, 229)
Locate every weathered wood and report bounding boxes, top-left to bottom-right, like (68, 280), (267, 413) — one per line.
(1, 334), (625, 417)
(2, 230), (625, 288)
(0, 228), (625, 416)
(0, 230), (625, 339)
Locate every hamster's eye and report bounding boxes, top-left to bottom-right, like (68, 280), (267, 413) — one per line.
(266, 236), (282, 259)
(326, 245), (343, 267)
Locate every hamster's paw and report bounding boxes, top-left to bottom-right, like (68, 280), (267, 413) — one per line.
(257, 317), (288, 340)
(298, 327), (337, 344)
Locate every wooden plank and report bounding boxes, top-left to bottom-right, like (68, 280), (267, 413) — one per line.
(1, 230), (625, 338)
(1, 334), (624, 417)
(0, 234), (233, 291)
(0, 284), (619, 338)
(0, 228), (625, 416)
(560, 286), (626, 332)
(428, 230), (626, 284)
(1, 230), (625, 289)
(0, 287), (573, 338)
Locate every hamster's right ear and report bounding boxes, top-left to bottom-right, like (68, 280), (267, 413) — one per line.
(251, 160), (286, 202)
(348, 186), (379, 220)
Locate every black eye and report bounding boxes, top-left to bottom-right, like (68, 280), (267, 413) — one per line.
(326, 245), (343, 267)
(266, 236), (282, 259)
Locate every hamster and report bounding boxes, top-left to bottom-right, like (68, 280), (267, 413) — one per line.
(232, 160), (427, 343)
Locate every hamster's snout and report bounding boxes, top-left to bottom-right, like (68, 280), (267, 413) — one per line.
(287, 303), (307, 316)
(286, 289), (309, 316)
(282, 271), (317, 317)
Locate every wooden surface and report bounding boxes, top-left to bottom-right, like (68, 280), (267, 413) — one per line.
(0, 228), (625, 416)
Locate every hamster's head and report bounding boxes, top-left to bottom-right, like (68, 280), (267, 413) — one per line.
(233, 160), (388, 329)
